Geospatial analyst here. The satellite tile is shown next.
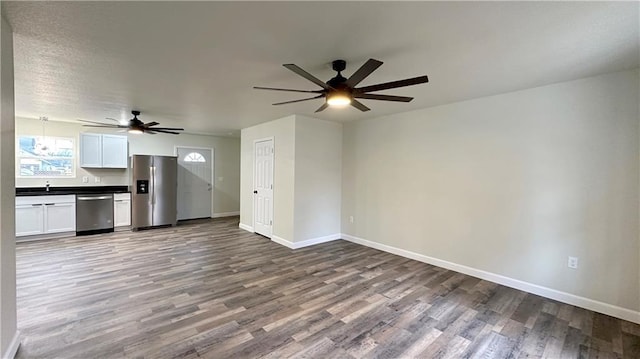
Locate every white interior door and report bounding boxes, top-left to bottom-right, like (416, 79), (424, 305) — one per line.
(254, 139), (274, 238)
(177, 147), (213, 220)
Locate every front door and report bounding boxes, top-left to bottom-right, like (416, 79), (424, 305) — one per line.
(253, 139), (273, 237)
(176, 147), (213, 220)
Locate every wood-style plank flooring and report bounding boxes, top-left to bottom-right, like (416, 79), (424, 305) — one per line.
(15, 217), (640, 358)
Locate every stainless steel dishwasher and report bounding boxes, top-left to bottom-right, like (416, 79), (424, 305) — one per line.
(76, 193), (114, 235)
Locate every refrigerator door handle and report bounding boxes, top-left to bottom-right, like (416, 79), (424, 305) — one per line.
(150, 165), (156, 206)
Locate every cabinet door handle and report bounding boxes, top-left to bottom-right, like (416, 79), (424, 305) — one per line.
(44, 203), (55, 206)
(114, 200), (123, 202)
(31, 204), (43, 207)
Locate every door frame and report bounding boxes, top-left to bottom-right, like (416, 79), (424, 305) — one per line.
(253, 137), (274, 236)
(174, 146), (215, 218)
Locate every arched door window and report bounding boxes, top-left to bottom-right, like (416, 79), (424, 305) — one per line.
(184, 152), (206, 163)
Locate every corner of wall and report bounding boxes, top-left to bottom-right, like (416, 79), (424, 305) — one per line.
(1, 14), (19, 359)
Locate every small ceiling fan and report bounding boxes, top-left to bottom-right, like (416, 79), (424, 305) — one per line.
(78, 111), (184, 135)
(254, 58), (429, 112)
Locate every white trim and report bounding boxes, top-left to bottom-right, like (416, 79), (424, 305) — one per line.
(212, 211), (240, 218)
(341, 233), (640, 325)
(271, 233), (341, 249)
(16, 231), (75, 242)
(174, 146), (215, 220)
(239, 223), (254, 232)
(291, 233), (342, 249)
(271, 235), (293, 248)
(2, 330), (20, 359)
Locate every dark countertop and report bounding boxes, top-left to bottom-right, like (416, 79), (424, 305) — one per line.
(16, 186), (130, 196)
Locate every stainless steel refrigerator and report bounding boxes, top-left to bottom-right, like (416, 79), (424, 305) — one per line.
(131, 155), (178, 230)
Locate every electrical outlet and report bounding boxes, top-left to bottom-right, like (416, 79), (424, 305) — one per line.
(94, 176), (101, 183)
(82, 176), (88, 183)
(568, 256), (578, 269)
(349, 216), (354, 223)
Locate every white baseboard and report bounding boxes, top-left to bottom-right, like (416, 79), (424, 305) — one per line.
(2, 330), (20, 359)
(271, 235), (294, 248)
(212, 211), (240, 218)
(341, 233), (640, 325)
(271, 233), (341, 249)
(293, 233), (342, 249)
(238, 223), (253, 232)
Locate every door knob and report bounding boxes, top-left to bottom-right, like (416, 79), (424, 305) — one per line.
(253, 190), (258, 194)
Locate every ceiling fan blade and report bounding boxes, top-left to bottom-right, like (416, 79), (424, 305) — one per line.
(105, 117), (122, 124)
(144, 121), (160, 127)
(78, 119), (117, 126)
(82, 124), (127, 128)
(143, 130), (157, 135)
(151, 129), (181, 135)
(353, 93), (414, 102)
(356, 75), (429, 93)
(283, 64), (331, 90)
(254, 86), (323, 94)
(345, 59), (383, 88)
(315, 103), (328, 113)
(273, 95), (324, 106)
(350, 99), (371, 112)
(147, 127), (184, 131)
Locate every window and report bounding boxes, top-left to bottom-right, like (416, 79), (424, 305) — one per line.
(18, 136), (75, 177)
(183, 152), (206, 163)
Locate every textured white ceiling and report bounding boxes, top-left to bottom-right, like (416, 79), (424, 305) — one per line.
(3, 1), (638, 136)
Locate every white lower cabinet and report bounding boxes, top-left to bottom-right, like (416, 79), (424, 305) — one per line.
(16, 195), (76, 237)
(15, 204), (45, 236)
(44, 202), (76, 233)
(114, 193), (131, 227)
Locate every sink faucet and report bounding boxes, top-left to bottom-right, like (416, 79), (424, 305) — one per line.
(45, 181), (50, 192)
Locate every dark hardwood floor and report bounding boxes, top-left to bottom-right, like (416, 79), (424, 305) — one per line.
(15, 217), (640, 358)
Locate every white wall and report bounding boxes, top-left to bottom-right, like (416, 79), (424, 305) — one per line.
(15, 117), (129, 187)
(342, 69), (640, 313)
(294, 115), (342, 242)
(240, 115), (296, 240)
(129, 132), (240, 215)
(1, 15), (19, 359)
(240, 115), (342, 244)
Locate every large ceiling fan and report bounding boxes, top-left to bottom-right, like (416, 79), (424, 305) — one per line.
(78, 111), (184, 135)
(254, 58), (429, 112)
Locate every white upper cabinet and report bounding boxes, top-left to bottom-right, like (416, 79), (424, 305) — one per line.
(80, 133), (128, 169)
(79, 133), (102, 168)
(102, 135), (128, 168)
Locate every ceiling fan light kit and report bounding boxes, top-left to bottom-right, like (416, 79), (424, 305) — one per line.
(326, 91), (352, 107)
(254, 58), (429, 112)
(79, 110), (184, 135)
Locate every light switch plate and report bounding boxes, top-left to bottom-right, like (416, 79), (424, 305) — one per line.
(94, 176), (101, 183)
(568, 256), (578, 269)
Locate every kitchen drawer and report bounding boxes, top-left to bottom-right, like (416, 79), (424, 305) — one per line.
(16, 195), (75, 206)
(113, 193), (131, 201)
